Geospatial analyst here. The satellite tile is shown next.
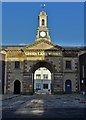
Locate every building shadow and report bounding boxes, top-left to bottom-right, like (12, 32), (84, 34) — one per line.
(2, 95), (86, 120)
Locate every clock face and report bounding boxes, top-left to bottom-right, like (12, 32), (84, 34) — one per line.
(40, 31), (46, 37)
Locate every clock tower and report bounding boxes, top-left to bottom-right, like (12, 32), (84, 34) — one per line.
(35, 4), (51, 42)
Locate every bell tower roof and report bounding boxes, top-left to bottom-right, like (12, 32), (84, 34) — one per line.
(39, 11), (47, 16)
(39, 4), (47, 16)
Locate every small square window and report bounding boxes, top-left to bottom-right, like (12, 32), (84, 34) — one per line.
(36, 74), (41, 79)
(43, 84), (48, 89)
(43, 74), (48, 79)
(15, 61), (20, 69)
(65, 61), (71, 69)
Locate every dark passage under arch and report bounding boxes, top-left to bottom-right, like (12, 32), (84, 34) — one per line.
(14, 80), (21, 94)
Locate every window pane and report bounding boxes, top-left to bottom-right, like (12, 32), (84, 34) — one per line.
(36, 83), (41, 90)
(15, 61), (20, 69)
(36, 74), (41, 79)
(43, 84), (48, 89)
(43, 74), (48, 79)
(66, 61), (71, 69)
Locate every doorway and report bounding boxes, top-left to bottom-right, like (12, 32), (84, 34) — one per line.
(65, 80), (72, 94)
(14, 80), (21, 94)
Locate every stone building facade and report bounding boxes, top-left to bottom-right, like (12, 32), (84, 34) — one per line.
(0, 8), (86, 94)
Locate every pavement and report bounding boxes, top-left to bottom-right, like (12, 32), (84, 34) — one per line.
(1, 94), (86, 119)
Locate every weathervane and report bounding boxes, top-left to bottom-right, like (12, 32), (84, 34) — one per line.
(41, 4), (46, 11)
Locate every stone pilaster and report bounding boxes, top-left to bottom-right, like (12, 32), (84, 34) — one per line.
(23, 73), (33, 94)
(53, 73), (63, 94)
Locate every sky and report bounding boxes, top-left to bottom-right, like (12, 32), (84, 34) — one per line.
(2, 2), (84, 46)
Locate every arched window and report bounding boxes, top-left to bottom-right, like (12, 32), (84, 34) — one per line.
(42, 19), (45, 26)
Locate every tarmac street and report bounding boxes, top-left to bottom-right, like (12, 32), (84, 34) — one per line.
(1, 94), (86, 119)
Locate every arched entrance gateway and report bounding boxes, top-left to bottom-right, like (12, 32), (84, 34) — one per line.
(22, 60), (65, 95)
(30, 61), (55, 94)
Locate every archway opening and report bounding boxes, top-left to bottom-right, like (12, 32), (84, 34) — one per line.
(34, 67), (51, 94)
(31, 61), (54, 94)
(65, 80), (72, 94)
(14, 80), (21, 94)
